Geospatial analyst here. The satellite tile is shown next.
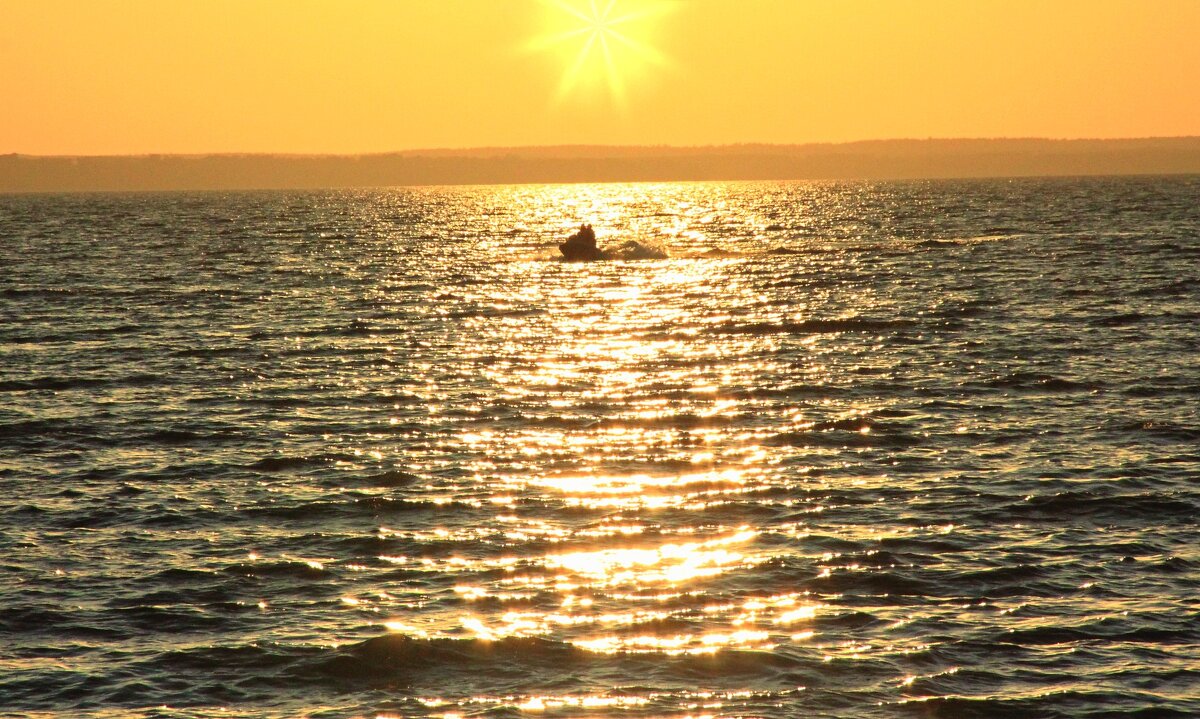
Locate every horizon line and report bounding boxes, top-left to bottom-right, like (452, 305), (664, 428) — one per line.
(7, 135), (1200, 160)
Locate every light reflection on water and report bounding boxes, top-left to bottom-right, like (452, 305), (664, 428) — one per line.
(2, 178), (1199, 717)
(342, 185), (885, 708)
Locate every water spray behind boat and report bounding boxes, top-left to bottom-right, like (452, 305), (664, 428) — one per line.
(558, 223), (669, 261)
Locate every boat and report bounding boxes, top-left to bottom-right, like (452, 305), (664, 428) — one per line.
(557, 223), (670, 261)
(559, 223), (603, 262)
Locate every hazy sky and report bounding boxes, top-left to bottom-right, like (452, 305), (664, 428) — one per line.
(3, 0), (1198, 155)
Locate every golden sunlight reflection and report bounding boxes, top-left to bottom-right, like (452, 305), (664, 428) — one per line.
(335, 185), (904, 686)
(528, 468), (750, 496)
(415, 693), (654, 714)
(407, 687), (799, 719)
(375, 512), (824, 653)
(441, 591), (823, 655)
(575, 628), (772, 655)
(545, 528), (757, 584)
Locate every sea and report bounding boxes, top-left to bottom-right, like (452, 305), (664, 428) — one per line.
(2, 176), (1199, 719)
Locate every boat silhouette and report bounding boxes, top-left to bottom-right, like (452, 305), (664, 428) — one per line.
(558, 223), (603, 261)
(558, 223), (669, 261)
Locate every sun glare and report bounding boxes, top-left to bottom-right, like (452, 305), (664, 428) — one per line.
(531, 0), (673, 105)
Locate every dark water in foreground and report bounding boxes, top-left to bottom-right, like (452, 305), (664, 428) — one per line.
(2, 177), (1199, 718)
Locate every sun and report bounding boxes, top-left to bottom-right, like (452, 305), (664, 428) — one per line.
(530, 0), (673, 106)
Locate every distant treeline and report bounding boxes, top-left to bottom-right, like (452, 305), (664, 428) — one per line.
(3, 138), (1199, 192)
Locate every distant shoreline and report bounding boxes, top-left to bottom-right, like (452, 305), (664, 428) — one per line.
(3, 137), (1199, 193)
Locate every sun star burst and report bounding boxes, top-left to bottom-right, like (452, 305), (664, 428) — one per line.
(531, 0), (672, 105)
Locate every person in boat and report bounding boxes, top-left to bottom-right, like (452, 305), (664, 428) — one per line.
(559, 223), (603, 261)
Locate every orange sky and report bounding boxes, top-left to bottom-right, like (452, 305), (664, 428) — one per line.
(3, 0), (1198, 155)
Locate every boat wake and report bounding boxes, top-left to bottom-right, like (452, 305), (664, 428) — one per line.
(598, 239), (671, 260)
(558, 223), (670, 261)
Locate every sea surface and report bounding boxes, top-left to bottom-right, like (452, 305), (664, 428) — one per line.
(2, 177), (1199, 719)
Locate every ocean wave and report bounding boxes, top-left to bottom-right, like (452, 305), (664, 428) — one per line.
(247, 453), (357, 472)
(899, 693), (1193, 719)
(239, 496), (482, 522)
(1102, 420), (1200, 443)
(316, 635), (585, 679)
(708, 317), (916, 336)
(1132, 278), (1200, 297)
(989, 491), (1197, 523)
(980, 373), (1100, 392)
(1089, 312), (1151, 327)
(1004, 619), (1199, 646)
(0, 374), (159, 392)
(316, 632), (803, 683)
(765, 426), (918, 449)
